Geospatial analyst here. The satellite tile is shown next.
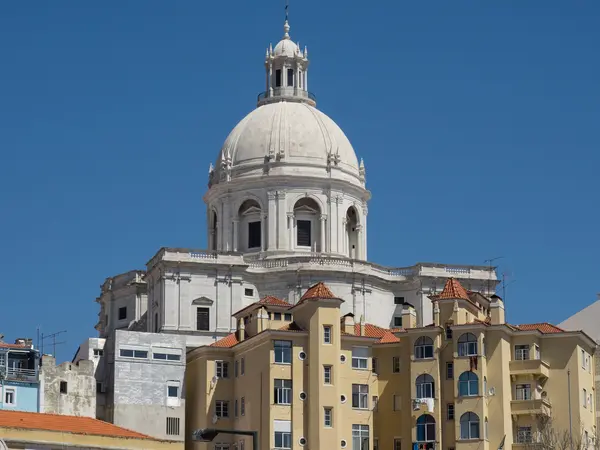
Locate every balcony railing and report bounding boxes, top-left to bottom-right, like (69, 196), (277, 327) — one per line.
(510, 398), (551, 416)
(4, 367), (38, 381)
(509, 359), (550, 379)
(257, 88), (317, 105)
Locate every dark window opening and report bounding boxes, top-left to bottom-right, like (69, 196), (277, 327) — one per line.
(118, 307), (127, 321)
(394, 317), (402, 327)
(275, 69), (282, 87)
(154, 313), (159, 333)
(394, 297), (405, 305)
(274, 312), (282, 320)
(287, 69), (294, 87)
(196, 307), (210, 331)
(245, 288), (254, 297)
(297, 220), (311, 247)
(60, 381), (68, 394)
(248, 221), (261, 249)
(284, 313), (292, 321)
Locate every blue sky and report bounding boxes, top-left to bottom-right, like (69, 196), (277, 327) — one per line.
(1, 2), (598, 362)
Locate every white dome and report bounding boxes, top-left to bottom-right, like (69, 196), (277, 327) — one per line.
(215, 101), (362, 187)
(273, 38), (301, 58)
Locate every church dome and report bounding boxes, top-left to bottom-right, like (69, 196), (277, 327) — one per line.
(273, 38), (301, 58)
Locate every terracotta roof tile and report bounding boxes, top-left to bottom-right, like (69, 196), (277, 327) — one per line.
(300, 282), (337, 302)
(515, 323), (564, 334)
(278, 322), (305, 332)
(0, 410), (152, 439)
(436, 278), (470, 301)
(342, 323), (400, 343)
(258, 296), (292, 307)
(210, 333), (239, 348)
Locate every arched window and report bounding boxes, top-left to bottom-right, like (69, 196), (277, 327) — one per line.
(458, 372), (479, 397)
(346, 207), (359, 259)
(293, 198), (322, 251)
(483, 376), (487, 396)
(415, 374), (435, 398)
(414, 336), (434, 359)
(459, 412), (480, 440)
(484, 417), (488, 440)
(416, 415), (436, 442)
(238, 200), (262, 252)
(457, 333), (478, 356)
(210, 211), (218, 251)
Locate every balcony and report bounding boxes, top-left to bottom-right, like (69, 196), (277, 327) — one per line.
(3, 367), (38, 382)
(414, 443), (437, 450)
(257, 88), (317, 106)
(509, 359), (550, 380)
(510, 398), (551, 416)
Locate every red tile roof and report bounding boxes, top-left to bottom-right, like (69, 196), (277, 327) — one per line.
(343, 323), (401, 343)
(436, 278), (470, 301)
(300, 282), (337, 302)
(258, 296), (292, 307)
(0, 410), (152, 439)
(515, 323), (564, 334)
(210, 333), (240, 348)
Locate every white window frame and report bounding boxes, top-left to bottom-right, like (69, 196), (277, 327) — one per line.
(516, 384), (531, 401)
(352, 384), (369, 409)
(274, 379), (292, 405)
(324, 407), (333, 427)
(583, 388), (587, 408)
(4, 387), (16, 406)
(215, 360), (229, 378)
(446, 362), (454, 379)
(274, 340), (292, 364)
(323, 325), (332, 344)
(324, 366), (332, 385)
(392, 357), (400, 373)
(241, 396), (246, 416)
(352, 424), (370, 450)
(447, 403), (455, 420)
(274, 420), (292, 449)
(166, 382), (180, 407)
(517, 426), (532, 444)
(514, 345), (529, 361)
(152, 347), (182, 362)
(119, 346), (148, 359)
(393, 394), (401, 411)
(352, 346), (369, 370)
(216, 400), (229, 418)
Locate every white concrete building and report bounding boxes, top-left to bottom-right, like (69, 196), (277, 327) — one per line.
(78, 17), (499, 439)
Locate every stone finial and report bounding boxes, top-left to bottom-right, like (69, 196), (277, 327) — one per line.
(283, 20), (290, 39)
(303, 46), (308, 57)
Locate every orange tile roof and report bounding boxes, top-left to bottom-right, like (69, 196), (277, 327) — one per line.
(210, 333), (240, 348)
(436, 278), (470, 301)
(343, 323), (401, 343)
(278, 322), (305, 332)
(0, 410), (152, 439)
(0, 343), (29, 349)
(300, 282), (337, 302)
(514, 323), (564, 334)
(258, 296), (292, 307)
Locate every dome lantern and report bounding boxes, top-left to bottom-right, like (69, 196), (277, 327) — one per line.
(259, 20), (314, 107)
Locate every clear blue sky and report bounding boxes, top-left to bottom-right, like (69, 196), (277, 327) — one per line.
(1, 2), (598, 362)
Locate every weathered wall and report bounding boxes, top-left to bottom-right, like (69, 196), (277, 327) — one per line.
(40, 355), (96, 417)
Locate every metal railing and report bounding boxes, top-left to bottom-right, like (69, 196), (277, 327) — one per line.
(257, 88), (316, 103)
(5, 367), (37, 380)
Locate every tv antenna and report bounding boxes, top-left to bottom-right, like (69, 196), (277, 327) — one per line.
(40, 330), (67, 359)
(501, 272), (516, 303)
(483, 257), (503, 294)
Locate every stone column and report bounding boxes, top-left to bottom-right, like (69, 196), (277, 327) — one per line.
(319, 215), (326, 253)
(362, 207), (368, 260)
(341, 218), (347, 256)
(335, 196), (342, 253)
(209, 229), (215, 252)
(277, 192), (287, 249)
(269, 62), (273, 95)
(268, 191), (277, 251)
(356, 224), (363, 260)
(261, 213), (267, 252)
(288, 213), (295, 251)
(232, 219), (239, 252)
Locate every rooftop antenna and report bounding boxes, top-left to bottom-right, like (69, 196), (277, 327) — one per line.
(40, 330), (67, 360)
(483, 256), (503, 295)
(501, 272), (516, 303)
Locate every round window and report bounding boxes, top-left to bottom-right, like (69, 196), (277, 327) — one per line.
(299, 392), (307, 400)
(298, 351), (307, 360)
(340, 394), (347, 403)
(299, 438), (307, 446)
(340, 354), (347, 363)
(341, 440), (348, 448)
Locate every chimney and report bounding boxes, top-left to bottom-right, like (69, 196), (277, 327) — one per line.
(433, 302), (440, 327)
(401, 304), (417, 329)
(489, 295), (505, 325)
(238, 318), (246, 341)
(343, 314), (355, 335)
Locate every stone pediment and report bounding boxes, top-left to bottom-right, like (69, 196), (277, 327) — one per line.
(192, 297), (214, 306)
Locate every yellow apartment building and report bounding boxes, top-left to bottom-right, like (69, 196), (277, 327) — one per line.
(186, 279), (596, 450)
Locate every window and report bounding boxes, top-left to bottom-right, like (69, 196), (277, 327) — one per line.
(119, 348), (148, 359)
(483, 377), (487, 396)
(235, 398), (239, 417)
(240, 441), (245, 450)
(166, 417), (180, 436)
(446, 362), (454, 379)
(235, 360), (239, 377)
(197, 307), (210, 331)
(352, 424), (369, 450)
(394, 296), (404, 305)
(215, 445), (229, 450)
(154, 312), (159, 333)
(215, 400), (229, 417)
(515, 345), (529, 361)
(394, 439), (401, 450)
(460, 412), (480, 440)
(517, 426), (532, 444)
(274, 379), (292, 405)
(416, 374), (434, 398)
(324, 325), (332, 344)
(96, 382), (104, 393)
(285, 68), (293, 87)
(585, 431), (589, 449)
(60, 381), (68, 394)
(516, 384), (531, 401)
(374, 439), (379, 450)
(168, 386), (179, 398)
(4, 388), (15, 406)
(352, 347), (369, 369)
(445, 325), (453, 340)
(484, 417), (488, 440)
(324, 407), (333, 427)
(371, 357), (378, 374)
(118, 306), (127, 320)
(416, 415), (435, 442)
(457, 333), (478, 356)
(324, 366), (332, 384)
(241, 397), (245, 415)
(447, 403), (455, 420)
(241, 357), (245, 375)
(534, 344), (541, 360)
(393, 395), (401, 411)
(582, 349), (586, 368)
(93, 349), (104, 357)
(583, 388), (587, 408)
(352, 384), (369, 409)
(414, 336), (434, 359)
(392, 357), (400, 373)
(394, 317), (402, 327)
(274, 420), (292, 449)
(274, 312), (282, 320)
(284, 313), (292, 321)
(275, 69), (282, 88)
(248, 222), (261, 249)
(372, 396), (379, 411)
(274, 340), (292, 364)
(297, 220), (311, 247)
(216, 361), (229, 378)
(153, 349), (182, 361)
(458, 372), (479, 396)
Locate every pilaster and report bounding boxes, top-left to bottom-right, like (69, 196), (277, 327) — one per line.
(268, 191), (277, 251)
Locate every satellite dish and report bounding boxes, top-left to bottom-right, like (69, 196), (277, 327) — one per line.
(212, 415), (219, 424)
